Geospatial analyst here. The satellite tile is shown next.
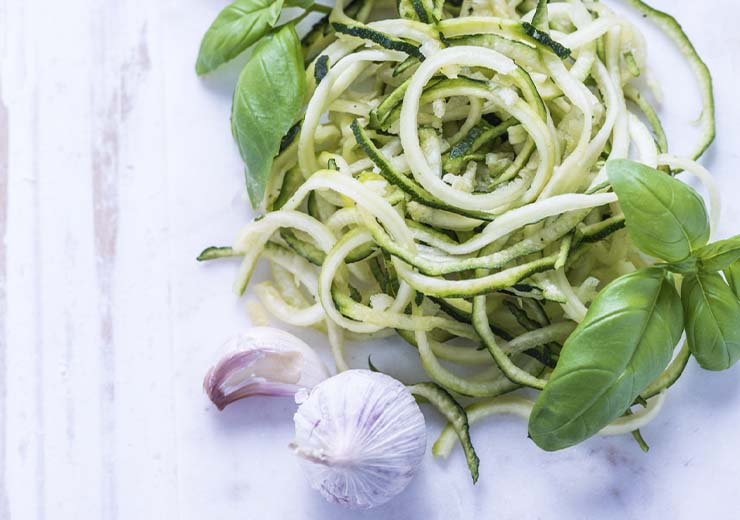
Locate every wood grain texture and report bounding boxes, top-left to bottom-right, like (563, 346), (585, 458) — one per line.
(2, 1), (740, 519)
(0, 35), (10, 520)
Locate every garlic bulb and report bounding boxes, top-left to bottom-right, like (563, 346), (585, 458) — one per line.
(291, 370), (426, 509)
(203, 327), (329, 410)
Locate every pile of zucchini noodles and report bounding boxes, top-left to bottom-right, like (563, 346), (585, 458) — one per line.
(201, 0), (716, 452)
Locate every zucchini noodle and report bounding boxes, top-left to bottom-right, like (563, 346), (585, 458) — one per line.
(203, 0), (716, 452)
(432, 391), (668, 457)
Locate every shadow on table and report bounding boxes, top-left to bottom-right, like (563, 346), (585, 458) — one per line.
(196, 52), (251, 101)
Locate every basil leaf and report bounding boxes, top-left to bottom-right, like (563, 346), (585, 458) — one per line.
(694, 235), (740, 273)
(682, 272), (740, 371)
(607, 159), (710, 262)
(724, 260), (740, 299)
(231, 25), (306, 207)
(195, 0), (285, 75)
(528, 267), (683, 451)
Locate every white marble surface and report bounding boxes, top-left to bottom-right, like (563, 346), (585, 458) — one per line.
(2, 1), (740, 519)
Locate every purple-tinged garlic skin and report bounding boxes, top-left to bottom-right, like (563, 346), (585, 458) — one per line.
(204, 349), (302, 410)
(291, 370), (427, 509)
(203, 328), (329, 410)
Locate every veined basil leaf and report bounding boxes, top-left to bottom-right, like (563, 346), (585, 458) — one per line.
(196, 0), (285, 75)
(682, 272), (740, 371)
(607, 159), (710, 262)
(528, 267), (683, 451)
(231, 25), (306, 207)
(724, 260), (740, 299)
(695, 235), (740, 273)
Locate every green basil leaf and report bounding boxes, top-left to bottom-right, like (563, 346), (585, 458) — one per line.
(695, 235), (740, 273)
(724, 260), (740, 299)
(195, 0), (285, 75)
(682, 272), (740, 371)
(606, 159), (710, 262)
(528, 267), (683, 451)
(231, 25), (306, 207)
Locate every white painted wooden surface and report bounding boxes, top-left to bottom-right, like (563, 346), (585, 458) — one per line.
(2, 1), (740, 519)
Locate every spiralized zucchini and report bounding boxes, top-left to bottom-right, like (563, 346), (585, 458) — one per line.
(201, 0), (715, 459)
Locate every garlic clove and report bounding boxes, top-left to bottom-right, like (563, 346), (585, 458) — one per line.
(203, 327), (330, 410)
(204, 349), (303, 410)
(291, 370), (427, 510)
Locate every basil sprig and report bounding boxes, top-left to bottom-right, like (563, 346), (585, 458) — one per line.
(196, 0), (334, 207)
(529, 160), (740, 450)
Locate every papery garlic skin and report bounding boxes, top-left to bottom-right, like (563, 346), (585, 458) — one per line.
(291, 370), (426, 509)
(203, 327), (329, 410)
